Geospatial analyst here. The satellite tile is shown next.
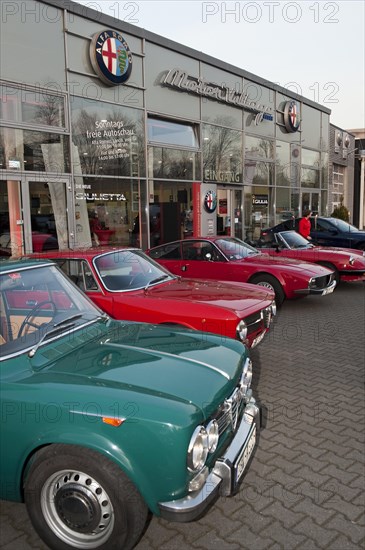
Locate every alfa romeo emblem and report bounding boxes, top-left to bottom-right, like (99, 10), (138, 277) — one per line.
(283, 100), (301, 133)
(90, 30), (132, 85)
(204, 190), (217, 213)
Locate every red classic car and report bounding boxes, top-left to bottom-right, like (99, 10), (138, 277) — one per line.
(35, 248), (276, 348)
(0, 232), (58, 256)
(147, 236), (337, 306)
(257, 230), (365, 284)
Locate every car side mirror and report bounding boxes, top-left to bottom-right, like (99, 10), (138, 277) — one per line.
(273, 243), (281, 253)
(205, 252), (212, 261)
(329, 229), (338, 235)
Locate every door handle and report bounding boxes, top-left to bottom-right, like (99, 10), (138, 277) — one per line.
(181, 265), (187, 272)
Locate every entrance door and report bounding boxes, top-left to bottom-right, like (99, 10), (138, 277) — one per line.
(301, 191), (319, 215)
(0, 179), (23, 257)
(1, 175), (73, 256)
(217, 188), (243, 239)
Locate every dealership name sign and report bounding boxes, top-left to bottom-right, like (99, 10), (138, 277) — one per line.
(162, 69), (273, 123)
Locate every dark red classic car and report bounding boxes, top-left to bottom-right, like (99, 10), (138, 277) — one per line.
(35, 248), (276, 348)
(147, 236), (337, 306)
(257, 230), (365, 284)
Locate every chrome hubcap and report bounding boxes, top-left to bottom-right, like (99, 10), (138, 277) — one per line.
(41, 469), (114, 548)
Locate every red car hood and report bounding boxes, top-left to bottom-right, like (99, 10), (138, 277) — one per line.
(145, 277), (274, 312)
(312, 246), (365, 258)
(243, 252), (331, 275)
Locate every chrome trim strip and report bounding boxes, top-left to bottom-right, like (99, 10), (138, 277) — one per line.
(0, 262), (55, 275)
(294, 279), (337, 295)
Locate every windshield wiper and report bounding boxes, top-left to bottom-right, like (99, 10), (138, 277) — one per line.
(144, 274), (169, 291)
(28, 322), (77, 358)
(28, 313), (108, 358)
(53, 313), (83, 327)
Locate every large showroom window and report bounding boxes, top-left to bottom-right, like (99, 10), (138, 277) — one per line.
(147, 117), (200, 246)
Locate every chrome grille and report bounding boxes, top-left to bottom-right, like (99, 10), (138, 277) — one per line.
(311, 273), (334, 289)
(216, 387), (244, 436)
(244, 311), (264, 335)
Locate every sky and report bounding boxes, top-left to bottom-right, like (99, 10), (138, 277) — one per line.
(74, 0), (364, 130)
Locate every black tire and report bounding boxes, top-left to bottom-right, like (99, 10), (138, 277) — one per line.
(316, 262), (340, 285)
(249, 273), (285, 307)
(24, 444), (148, 550)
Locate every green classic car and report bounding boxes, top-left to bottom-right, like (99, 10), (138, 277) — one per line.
(0, 259), (260, 549)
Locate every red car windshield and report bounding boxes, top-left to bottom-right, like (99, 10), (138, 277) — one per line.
(94, 249), (174, 291)
(216, 238), (259, 260)
(275, 231), (313, 249)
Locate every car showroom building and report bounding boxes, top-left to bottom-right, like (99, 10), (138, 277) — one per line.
(1, 0), (347, 255)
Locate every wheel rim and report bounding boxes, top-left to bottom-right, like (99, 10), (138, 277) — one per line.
(41, 469), (114, 548)
(256, 281), (275, 293)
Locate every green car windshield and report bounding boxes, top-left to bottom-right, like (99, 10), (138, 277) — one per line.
(0, 264), (103, 356)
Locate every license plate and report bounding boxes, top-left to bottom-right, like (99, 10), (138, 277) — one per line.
(235, 425), (256, 483)
(251, 331), (266, 348)
(322, 286), (335, 296)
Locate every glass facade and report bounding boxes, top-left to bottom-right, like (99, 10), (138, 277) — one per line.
(203, 124), (242, 184)
(0, 0), (332, 254)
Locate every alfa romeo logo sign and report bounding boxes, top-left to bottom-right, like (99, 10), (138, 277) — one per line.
(283, 100), (301, 133)
(90, 30), (132, 86)
(204, 190), (217, 213)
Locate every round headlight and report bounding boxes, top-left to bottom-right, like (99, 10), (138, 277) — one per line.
(206, 420), (219, 453)
(349, 256), (355, 266)
(236, 320), (248, 341)
(187, 426), (209, 471)
(240, 358), (253, 395)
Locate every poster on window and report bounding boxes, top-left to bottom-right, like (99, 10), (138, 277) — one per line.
(41, 143), (69, 250)
(72, 145), (93, 248)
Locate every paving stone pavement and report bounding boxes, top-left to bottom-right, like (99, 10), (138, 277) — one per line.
(1, 281), (364, 550)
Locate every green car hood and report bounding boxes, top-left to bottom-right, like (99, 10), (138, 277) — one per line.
(32, 320), (246, 414)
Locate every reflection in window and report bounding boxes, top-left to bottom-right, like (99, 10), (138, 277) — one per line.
(302, 148), (320, 167)
(0, 85), (65, 127)
(245, 135), (274, 159)
(244, 160), (274, 186)
(148, 117), (198, 147)
(150, 148), (200, 180)
(73, 177), (135, 248)
(0, 127), (70, 172)
(321, 152), (328, 189)
(276, 141), (290, 186)
(71, 97), (145, 177)
(203, 124), (242, 183)
(301, 167), (319, 188)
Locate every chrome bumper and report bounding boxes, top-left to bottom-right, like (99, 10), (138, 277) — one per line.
(294, 279), (337, 296)
(158, 396), (260, 522)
